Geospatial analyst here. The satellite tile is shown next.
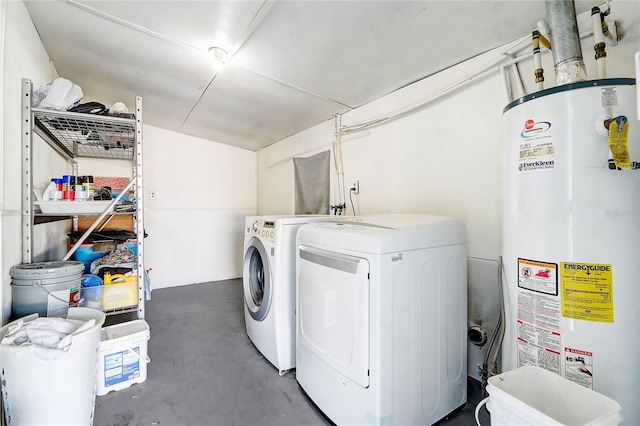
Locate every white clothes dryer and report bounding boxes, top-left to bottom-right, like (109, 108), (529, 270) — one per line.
(296, 214), (468, 425)
(243, 215), (331, 375)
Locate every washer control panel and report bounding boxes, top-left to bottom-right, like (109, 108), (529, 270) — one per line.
(247, 219), (277, 242)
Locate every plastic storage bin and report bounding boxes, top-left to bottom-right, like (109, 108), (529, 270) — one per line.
(35, 200), (114, 214)
(80, 285), (104, 310)
(0, 308), (106, 425)
(72, 244), (106, 273)
(80, 278), (138, 311)
(104, 279), (138, 310)
(486, 365), (622, 425)
(97, 320), (150, 396)
(117, 240), (138, 255)
(103, 274), (138, 310)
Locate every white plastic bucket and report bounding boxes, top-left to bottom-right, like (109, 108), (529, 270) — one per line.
(97, 320), (150, 396)
(10, 261), (84, 318)
(0, 307), (105, 426)
(485, 366), (622, 425)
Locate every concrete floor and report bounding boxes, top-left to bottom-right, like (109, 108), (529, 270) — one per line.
(93, 279), (489, 426)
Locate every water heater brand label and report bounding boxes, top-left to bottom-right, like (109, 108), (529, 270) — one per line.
(516, 115), (556, 172)
(560, 262), (614, 322)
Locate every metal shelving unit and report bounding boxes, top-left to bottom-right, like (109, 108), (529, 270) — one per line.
(21, 78), (145, 319)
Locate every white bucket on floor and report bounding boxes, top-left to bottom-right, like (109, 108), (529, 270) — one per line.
(0, 307), (105, 426)
(486, 366), (622, 425)
(97, 320), (150, 396)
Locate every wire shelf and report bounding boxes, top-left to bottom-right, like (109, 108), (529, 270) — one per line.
(32, 108), (136, 160)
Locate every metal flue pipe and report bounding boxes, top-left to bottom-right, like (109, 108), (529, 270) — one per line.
(545, 0), (587, 84)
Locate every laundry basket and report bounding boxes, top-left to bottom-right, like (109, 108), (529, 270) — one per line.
(0, 307), (105, 426)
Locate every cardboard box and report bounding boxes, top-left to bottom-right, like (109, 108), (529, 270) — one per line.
(78, 214), (133, 231)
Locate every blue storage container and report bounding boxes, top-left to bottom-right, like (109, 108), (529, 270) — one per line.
(72, 244), (106, 273)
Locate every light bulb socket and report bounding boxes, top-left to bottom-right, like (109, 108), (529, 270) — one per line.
(208, 47), (228, 64)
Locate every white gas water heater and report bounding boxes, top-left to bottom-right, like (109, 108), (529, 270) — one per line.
(502, 2), (639, 425)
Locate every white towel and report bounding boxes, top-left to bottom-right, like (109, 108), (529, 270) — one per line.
(1, 317), (95, 361)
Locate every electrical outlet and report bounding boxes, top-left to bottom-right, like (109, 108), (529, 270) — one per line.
(149, 191), (156, 200)
(351, 180), (360, 194)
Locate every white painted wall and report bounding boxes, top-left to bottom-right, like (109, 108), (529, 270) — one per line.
(257, 3), (640, 379)
(60, 124), (257, 291)
(141, 125), (256, 288)
(1, 0), (67, 323)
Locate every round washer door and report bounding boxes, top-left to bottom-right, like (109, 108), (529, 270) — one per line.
(243, 237), (272, 321)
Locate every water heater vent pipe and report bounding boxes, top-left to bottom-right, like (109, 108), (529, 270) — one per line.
(544, 0), (587, 85)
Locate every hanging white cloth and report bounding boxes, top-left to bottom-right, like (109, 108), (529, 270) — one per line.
(293, 150), (330, 215)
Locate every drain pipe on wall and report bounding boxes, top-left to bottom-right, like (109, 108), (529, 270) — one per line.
(480, 256), (506, 396)
(512, 63), (526, 99)
(490, 256), (506, 375)
(600, 9), (618, 47)
(591, 4), (619, 79)
(545, 0), (587, 85)
(500, 65), (513, 104)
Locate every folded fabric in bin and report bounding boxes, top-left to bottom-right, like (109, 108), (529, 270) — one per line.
(90, 248), (137, 277)
(1, 317), (96, 360)
(74, 245), (106, 273)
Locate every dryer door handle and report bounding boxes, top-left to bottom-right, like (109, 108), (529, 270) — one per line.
(298, 245), (362, 274)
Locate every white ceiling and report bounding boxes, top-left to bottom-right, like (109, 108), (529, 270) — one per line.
(24, 0), (602, 151)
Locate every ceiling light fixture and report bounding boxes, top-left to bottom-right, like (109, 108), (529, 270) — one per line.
(208, 47), (228, 70)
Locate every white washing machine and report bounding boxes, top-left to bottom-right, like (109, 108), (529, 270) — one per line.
(243, 215), (331, 374)
(296, 214), (468, 425)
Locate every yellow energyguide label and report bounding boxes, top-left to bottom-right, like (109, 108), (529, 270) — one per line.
(560, 262), (613, 322)
(608, 120), (630, 169)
